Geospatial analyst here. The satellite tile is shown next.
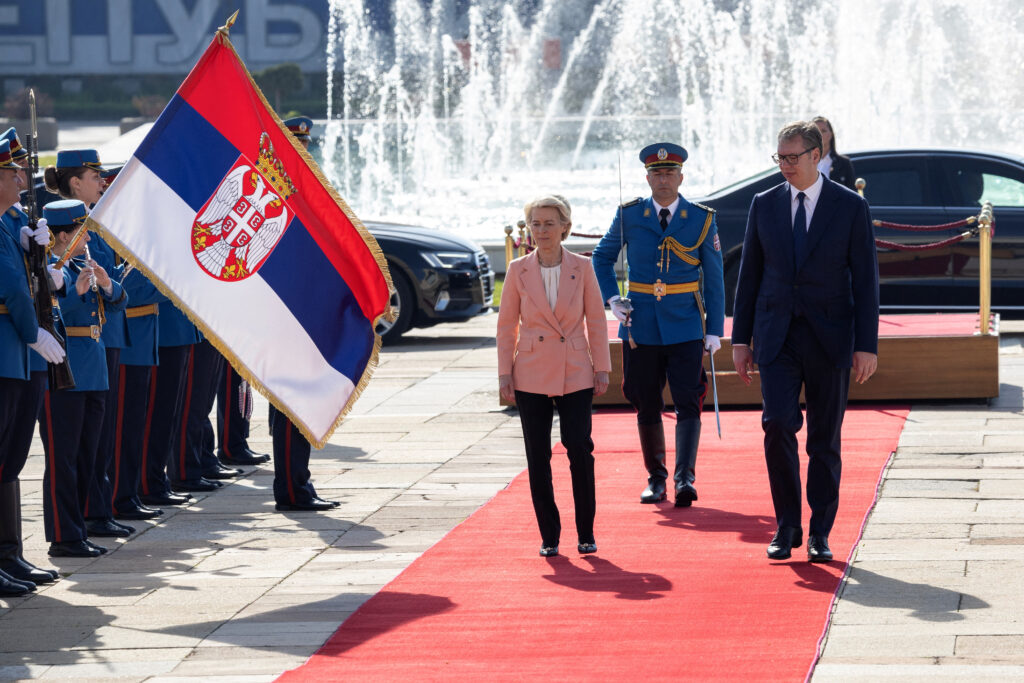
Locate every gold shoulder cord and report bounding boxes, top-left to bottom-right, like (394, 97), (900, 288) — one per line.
(658, 211), (714, 273)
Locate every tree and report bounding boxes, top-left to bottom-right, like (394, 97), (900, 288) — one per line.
(254, 63), (303, 114)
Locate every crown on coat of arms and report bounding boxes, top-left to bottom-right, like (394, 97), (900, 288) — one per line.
(255, 132), (297, 200)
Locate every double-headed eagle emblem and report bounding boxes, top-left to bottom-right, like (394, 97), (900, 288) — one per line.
(192, 133), (297, 281)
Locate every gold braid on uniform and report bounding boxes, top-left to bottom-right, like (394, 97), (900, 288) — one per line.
(658, 211), (714, 272)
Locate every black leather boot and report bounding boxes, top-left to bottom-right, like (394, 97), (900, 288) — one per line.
(638, 423), (668, 503)
(674, 418), (701, 507)
(0, 481), (58, 584)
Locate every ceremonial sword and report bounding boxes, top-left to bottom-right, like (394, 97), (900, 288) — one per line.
(617, 153), (635, 348)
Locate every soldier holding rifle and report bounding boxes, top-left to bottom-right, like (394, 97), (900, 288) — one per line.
(0, 138), (66, 593)
(592, 143), (725, 508)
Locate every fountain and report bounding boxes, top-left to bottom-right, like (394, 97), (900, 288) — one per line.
(321, 0), (1024, 245)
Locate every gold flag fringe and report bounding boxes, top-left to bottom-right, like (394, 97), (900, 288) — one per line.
(89, 30), (392, 449)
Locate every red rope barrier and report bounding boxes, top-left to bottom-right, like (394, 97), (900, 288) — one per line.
(570, 231), (603, 239)
(873, 217), (975, 231)
(875, 232), (973, 252)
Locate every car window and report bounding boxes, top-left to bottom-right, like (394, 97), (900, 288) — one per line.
(854, 157), (927, 207)
(938, 157), (1024, 208)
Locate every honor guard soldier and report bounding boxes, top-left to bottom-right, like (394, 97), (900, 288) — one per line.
(592, 143), (725, 507)
(39, 200), (129, 558)
(43, 149), (136, 539)
(0, 139), (65, 593)
(216, 361), (270, 466)
(268, 115), (339, 512)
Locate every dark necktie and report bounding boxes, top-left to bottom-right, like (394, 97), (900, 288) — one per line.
(659, 208), (670, 231)
(793, 191), (807, 266)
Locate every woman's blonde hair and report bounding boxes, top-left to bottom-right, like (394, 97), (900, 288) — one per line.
(523, 194), (572, 240)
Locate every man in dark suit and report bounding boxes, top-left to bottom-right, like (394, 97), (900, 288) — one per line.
(731, 121), (879, 563)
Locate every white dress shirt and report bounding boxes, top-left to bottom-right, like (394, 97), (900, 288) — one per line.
(789, 172), (825, 231)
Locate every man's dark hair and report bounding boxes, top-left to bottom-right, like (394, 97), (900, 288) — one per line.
(778, 121), (823, 157)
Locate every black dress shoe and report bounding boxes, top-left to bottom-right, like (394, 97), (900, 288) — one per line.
(85, 540), (108, 555)
(114, 504), (163, 520)
(86, 518), (133, 538)
(0, 569), (33, 597)
(139, 492), (191, 507)
(766, 526), (803, 560)
(48, 540), (101, 558)
(577, 542), (597, 554)
(807, 535), (833, 563)
(674, 483), (698, 508)
(539, 545), (559, 557)
(202, 463), (244, 480)
(170, 478), (222, 492)
(274, 497), (340, 512)
(640, 480), (667, 504)
(0, 558), (58, 584)
(219, 448), (270, 466)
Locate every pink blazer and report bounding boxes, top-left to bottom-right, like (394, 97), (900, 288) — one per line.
(497, 248), (612, 397)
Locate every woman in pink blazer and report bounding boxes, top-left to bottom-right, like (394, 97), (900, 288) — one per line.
(497, 195), (612, 557)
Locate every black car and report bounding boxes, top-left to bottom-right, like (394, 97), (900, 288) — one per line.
(698, 149), (1024, 315)
(31, 179), (494, 343)
(366, 221), (494, 343)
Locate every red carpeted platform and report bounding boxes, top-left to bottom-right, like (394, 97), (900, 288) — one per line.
(592, 313), (999, 405)
(279, 407), (907, 682)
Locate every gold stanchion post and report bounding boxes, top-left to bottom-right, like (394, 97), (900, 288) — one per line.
(978, 201), (994, 335)
(504, 225), (514, 270)
(855, 177), (866, 197)
(517, 220), (527, 258)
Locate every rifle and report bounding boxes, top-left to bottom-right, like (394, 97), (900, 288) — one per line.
(24, 89), (75, 390)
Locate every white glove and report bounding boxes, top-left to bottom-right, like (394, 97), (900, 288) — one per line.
(705, 334), (721, 354)
(608, 295), (631, 325)
(28, 328), (66, 364)
(47, 264), (65, 290)
(19, 218), (49, 251)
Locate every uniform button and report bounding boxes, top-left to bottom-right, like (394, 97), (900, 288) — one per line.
(539, 336), (544, 341)
(91, 311), (97, 317)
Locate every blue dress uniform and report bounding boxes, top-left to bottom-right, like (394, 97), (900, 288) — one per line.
(110, 269), (167, 519)
(38, 201), (129, 557)
(592, 142), (725, 507)
(140, 301), (204, 505)
(81, 232), (134, 530)
(0, 132), (62, 587)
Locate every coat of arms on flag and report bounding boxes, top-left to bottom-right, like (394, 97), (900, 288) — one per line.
(86, 15), (393, 448)
(193, 133), (295, 281)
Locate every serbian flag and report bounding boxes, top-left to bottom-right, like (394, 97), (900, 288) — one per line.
(87, 22), (392, 448)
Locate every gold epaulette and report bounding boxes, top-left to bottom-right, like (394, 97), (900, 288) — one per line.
(691, 201), (716, 214)
(620, 197), (642, 208)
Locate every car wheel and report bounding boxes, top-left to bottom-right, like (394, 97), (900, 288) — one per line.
(377, 267), (414, 344)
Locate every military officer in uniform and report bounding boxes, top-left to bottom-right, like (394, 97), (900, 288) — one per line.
(268, 115), (339, 512)
(592, 143), (725, 507)
(0, 139), (65, 592)
(39, 200), (128, 558)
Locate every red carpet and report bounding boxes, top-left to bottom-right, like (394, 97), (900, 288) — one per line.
(279, 407), (907, 682)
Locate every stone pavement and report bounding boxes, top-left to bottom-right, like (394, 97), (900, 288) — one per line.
(1, 312), (1023, 681)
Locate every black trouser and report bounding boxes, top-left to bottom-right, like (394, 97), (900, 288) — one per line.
(269, 404), (318, 505)
(40, 389), (105, 543)
(0, 377), (28, 483)
(622, 340), (707, 425)
(181, 340), (224, 477)
(514, 388), (596, 547)
(111, 364), (153, 513)
(217, 359), (252, 458)
(144, 344), (190, 496)
(759, 316), (849, 537)
(85, 347), (120, 519)
(0, 372), (44, 483)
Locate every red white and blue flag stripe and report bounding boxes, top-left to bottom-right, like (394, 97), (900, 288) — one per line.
(88, 29), (392, 448)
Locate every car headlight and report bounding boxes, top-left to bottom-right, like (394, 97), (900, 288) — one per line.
(421, 251), (473, 269)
